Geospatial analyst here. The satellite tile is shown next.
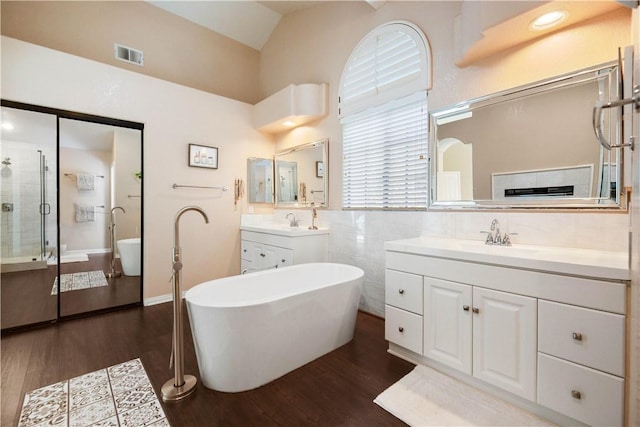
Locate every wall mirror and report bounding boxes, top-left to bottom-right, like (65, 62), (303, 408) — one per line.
(1, 100), (143, 331)
(430, 62), (626, 209)
(275, 138), (328, 208)
(247, 157), (274, 204)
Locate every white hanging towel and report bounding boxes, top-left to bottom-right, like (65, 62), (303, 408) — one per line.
(75, 204), (95, 222)
(76, 174), (95, 191)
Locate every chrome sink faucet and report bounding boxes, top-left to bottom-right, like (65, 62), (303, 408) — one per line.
(308, 202), (318, 230)
(286, 212), (299, 227)
(482, 218), (517, 246)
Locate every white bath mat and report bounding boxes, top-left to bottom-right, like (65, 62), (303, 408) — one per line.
(51, 270), (108, 295)
(374, 365), (556, 426)
(18, 358), (170, 427)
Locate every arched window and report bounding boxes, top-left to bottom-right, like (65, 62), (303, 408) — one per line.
(340, 21), (431, 209)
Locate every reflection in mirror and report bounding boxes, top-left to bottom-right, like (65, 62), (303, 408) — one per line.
(275, 139), (328, 208)
(430, 62), (624, 208)
(1, 106), (58, 329)
(59, 118), (142, 317)
(247, 157), (274, 203)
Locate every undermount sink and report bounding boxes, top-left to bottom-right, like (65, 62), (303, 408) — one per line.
(384, 236), (629, 281)
(240, 224), (329, 237)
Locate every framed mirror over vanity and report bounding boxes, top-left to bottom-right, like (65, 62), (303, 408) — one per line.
(247, 138), (328, 208)
(429, 61), (630, 210)
(0, 100), (143, 331)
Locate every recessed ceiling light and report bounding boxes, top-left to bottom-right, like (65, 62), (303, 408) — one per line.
(1, 122), (14, 131)
(282, 120), (296, 127)
(530, 10), (568, 31)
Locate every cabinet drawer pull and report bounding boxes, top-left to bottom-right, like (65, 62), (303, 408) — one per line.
(260, 253), (266, 257)
(472, 307), (480, 314)
(398, 326), (404, 333)
(572, 332), (583, 341)
(398, 289), (405, 294)
(571, 390), (582, 400)
(463, 305), (470, 311)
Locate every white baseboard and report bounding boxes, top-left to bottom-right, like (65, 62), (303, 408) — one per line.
(143, 291), (187, 306)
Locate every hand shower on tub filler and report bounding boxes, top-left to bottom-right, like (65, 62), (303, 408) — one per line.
(162, 206), (209, 403)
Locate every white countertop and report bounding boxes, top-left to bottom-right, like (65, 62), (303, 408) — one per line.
(384, 237), (630, 281)
(240, 224), (330, 237)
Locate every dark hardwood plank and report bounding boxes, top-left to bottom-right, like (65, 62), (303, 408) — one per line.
(1, 304), (414, 427)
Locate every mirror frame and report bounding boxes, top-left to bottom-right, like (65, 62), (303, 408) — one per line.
(275, 138), (328, 208)
(429, 62), (628, 211)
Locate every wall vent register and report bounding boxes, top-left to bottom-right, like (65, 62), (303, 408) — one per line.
(114, 43), (144, 67)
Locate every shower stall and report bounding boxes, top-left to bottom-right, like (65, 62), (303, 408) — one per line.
(1, 110), (57, 269)
(1, 106), (58, 329)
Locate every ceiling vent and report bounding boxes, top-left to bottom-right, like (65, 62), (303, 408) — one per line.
(114, 43), (144, 67)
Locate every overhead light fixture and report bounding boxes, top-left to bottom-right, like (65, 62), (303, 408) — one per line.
(530, 10), (568, 31)
(1, 122), (14, 131)
(282, 120), (296, 127)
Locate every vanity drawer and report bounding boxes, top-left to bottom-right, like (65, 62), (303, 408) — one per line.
(538, 300), (625, 376)
(537, 353), (624, 427)
(385, 305), (422, 354)
(385, 269), (423, 315)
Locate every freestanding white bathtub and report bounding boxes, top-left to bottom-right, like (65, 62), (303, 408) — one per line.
(185, 263), (364, 392)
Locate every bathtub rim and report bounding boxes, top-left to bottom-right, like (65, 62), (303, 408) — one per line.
(185, 262), (364, 309)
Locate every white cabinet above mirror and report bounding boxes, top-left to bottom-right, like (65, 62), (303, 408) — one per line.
(430, 60), (630, 210)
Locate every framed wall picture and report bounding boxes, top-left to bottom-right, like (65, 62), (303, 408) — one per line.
(189, 144), (218, 169)
(316, 161), (324, 178)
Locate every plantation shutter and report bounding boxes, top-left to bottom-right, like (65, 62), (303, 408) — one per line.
(340, 21), (431, 210)
(342, 92), (428, 209)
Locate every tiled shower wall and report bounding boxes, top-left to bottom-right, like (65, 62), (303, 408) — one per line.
(258, 210), (630, 317)
(1, 141), (57, 260)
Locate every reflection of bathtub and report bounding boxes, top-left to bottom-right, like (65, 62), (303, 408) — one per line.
(185, 263), (364, 392)
(1, 256), (47, 273)
(117, 238), (141, 276)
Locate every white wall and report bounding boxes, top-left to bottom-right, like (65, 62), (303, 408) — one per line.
(59, 146), (111, 252)
(1, 36), (274, 301)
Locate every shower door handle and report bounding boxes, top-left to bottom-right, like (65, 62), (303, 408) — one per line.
(39, 203), (51, 215)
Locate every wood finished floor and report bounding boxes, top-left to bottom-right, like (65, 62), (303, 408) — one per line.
(1, 303), (414, 426)
(1, 253), (141, 330)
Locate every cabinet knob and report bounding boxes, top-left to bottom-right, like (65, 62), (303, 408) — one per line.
(398, 326), (404, 333)
(243, 249), (247, 253)
(571, 390), (582, 400)
(463, 305), (470, 311)
(472, 307), (480, 314)
(398, 289), (405, 294)
(572, 332), (583, 341)
(281, 259), (286, 263)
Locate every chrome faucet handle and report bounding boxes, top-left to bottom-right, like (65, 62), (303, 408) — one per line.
(481, 231), (494, 245)
(502, 232), (518, 246)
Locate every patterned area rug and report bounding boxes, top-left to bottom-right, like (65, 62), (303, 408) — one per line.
(374, 365), (556, 426)
(18, 358), (170, 427)
(51, 270), (108, 295)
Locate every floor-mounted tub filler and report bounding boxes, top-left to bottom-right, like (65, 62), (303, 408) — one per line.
(185, 263), (364, 392)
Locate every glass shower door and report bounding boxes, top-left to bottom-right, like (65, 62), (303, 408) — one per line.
(1, 106), (58, 330)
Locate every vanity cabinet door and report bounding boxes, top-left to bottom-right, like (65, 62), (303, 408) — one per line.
(472, 287), (537, 401)
(423, 277), (472, 374)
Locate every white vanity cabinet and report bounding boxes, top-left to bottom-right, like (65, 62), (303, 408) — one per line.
(240, 227), (328, 273)
(384, 237), (629, 426)
(422, 277), (536, 400)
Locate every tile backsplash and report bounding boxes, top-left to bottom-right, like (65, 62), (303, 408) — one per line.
(244, 209), (630, 317)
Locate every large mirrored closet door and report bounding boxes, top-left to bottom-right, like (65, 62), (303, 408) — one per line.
(58, 118), (142, 317)
(1, 101), (143, 331)
(1, 106), (59, 329)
